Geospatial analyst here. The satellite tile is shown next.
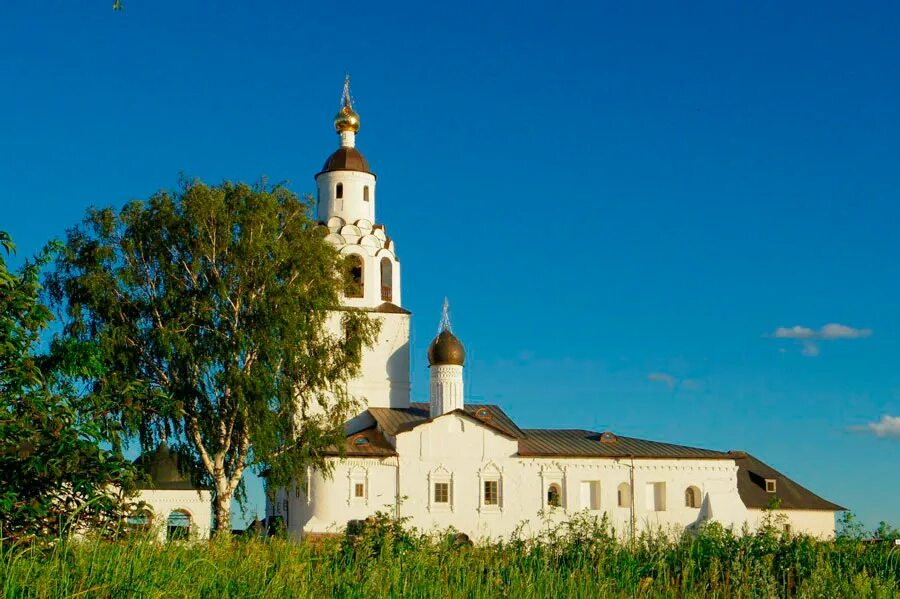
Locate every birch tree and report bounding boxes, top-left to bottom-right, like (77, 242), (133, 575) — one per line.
(47, 180), (378, 533)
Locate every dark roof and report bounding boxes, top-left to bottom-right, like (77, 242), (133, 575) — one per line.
(733, 452), (845, 511)
(318, 147), (372, 175)
(324, 426), (396, 458)
(133, 444), (201, 490)
(369, 403), (525, 439)
(518, 429), (729, 459)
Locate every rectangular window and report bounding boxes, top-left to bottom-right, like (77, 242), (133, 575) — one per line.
(766, 479), (777, 493)
(354, 482), (365, 498)
(483, 480), (499, 506)
(581, 481), (601, 510)
(646, 482), (666, 511)
(434, 482), (449, 504)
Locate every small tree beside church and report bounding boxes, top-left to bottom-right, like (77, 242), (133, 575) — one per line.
(0, 232), (137, 541)
(47, 180), (379, 534)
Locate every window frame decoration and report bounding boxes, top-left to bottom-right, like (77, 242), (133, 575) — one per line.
(478, 462), (503, 512)
(540, 464), (566, 511)
(347, 466), (369, 507)
(428, 466), (454, 513)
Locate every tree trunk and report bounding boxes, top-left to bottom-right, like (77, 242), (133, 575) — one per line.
(213, 486), (232, 536)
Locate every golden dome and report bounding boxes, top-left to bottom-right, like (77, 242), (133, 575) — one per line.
(334, 104), (360, 133)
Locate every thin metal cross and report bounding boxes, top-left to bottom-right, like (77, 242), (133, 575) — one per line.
(439, 297), (452, 333)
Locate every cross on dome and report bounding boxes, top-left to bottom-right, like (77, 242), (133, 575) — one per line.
(439, 297), (452, 333)
(334, 74), (360, 135)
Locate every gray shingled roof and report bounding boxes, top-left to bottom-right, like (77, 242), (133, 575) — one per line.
(518, 429), (729, 459)
(733, 452), (845, 511)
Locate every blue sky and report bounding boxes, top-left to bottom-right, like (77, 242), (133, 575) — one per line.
(1, 1), (898, 529)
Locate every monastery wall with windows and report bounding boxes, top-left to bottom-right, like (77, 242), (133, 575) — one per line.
(277, 412), (754, 541)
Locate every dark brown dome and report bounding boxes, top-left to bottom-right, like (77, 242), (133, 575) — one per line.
(318, 147), (372, 175)
(427, 329), (466, 366)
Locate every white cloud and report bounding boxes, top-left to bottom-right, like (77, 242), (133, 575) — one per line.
(851, 415), (900, 439)
(801, 341), (820, 357)
(774, 325), (816, 339)
(769, 323), (872, 356)
(819, 323), (872, 339)
(647, 372), (703, 392)
(647, 372), (677, 389)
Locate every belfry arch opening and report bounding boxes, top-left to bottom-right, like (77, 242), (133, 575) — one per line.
(380, 258), (393, 302)
(343, 254), (364, 298)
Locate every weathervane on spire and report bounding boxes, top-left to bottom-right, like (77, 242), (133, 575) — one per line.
(439, 297), (452, 333)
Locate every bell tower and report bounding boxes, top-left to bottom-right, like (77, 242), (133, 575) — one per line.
(318, 76), (410, 412)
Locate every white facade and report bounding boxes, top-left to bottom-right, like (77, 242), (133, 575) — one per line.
(744, 509), (837, 539)
(269, 83), (842, 543)
(136, 489), (213, 542)
(278, 413), (757, 541)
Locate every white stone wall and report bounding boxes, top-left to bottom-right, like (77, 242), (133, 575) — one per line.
(429, 364), (464, 417)
(744, 508), (836, 539)
(135, 489), (213, 542)
(289, 414), (757, 542)
(316, 170), (376, 225)
(322, 310), (410, 411)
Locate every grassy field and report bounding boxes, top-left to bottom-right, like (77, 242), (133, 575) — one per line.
(2, 514), (898, 598)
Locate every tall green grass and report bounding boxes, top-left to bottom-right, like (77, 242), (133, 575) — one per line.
(2, 513), (897, 598)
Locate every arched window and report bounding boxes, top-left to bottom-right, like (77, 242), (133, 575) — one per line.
(363, 186), (370, 202)
(547, 483), (562, 508)
(617, 482), (632, 508)
(343, 254), (364, 298)
(685, 486), (701, 508)
(336, 183), (344, 199)
(167, 509), (192, 541)
(380, 258), (392, 302)
(126, 508), (153, 534)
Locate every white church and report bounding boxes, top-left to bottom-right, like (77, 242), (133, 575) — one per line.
(266, 81), (844, 542)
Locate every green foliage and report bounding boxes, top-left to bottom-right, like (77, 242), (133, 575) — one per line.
(45, 180), (379, 532)
(0, 232), (136, 542)
(2, 519), (898, 597)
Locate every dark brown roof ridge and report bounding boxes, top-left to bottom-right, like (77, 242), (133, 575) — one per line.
(393, 408), (520, 439)
(369, 403), (524, 439)
(324, 425), (396, 458)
